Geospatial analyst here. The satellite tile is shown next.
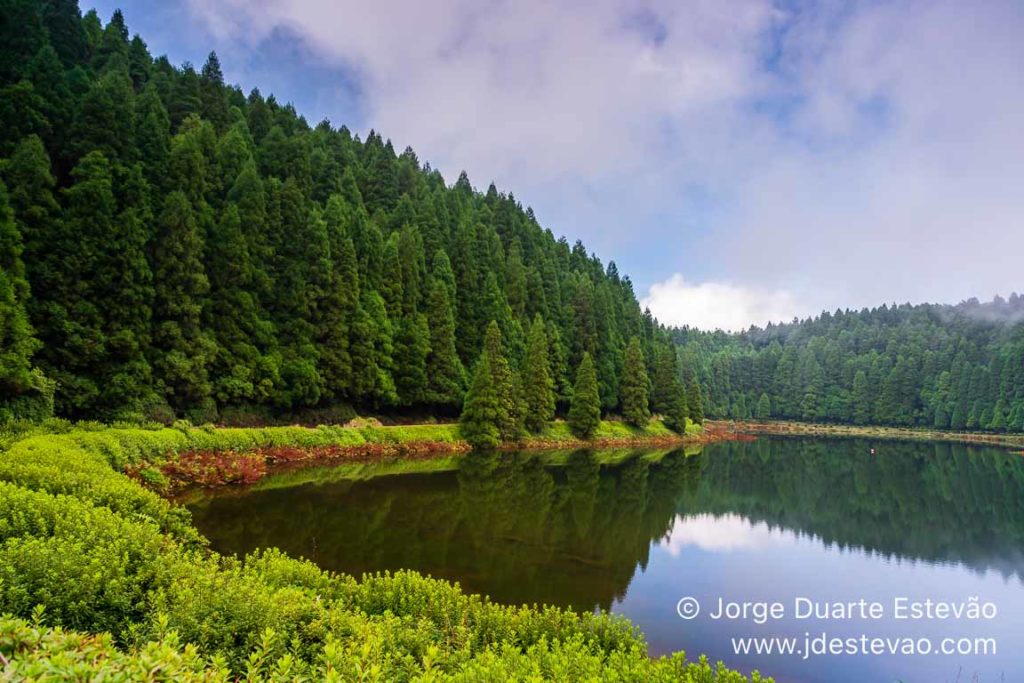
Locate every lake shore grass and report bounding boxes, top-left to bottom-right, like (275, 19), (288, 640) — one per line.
(0, 416), (732, 492)
(131, 418), (728, 491)
(716, 419), (1024, 450)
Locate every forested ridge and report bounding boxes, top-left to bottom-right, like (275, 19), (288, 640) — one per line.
(0, 1), (693, 431)
(675, 295), (1024, 432)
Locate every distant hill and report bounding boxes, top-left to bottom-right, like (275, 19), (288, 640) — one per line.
(674, 294), (1024, 432)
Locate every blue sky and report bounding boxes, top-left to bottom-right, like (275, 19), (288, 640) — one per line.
(85, 0), (1024, 330)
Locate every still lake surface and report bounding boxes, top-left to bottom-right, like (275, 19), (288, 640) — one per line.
(186, 437), (1024, 682)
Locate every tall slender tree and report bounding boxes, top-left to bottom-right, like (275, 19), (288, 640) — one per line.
(460, 321), (517, 447)
(568, 352), (601, 438)
(686, 378), (704, 425)
(522, 314), (555, 432)
(620, 337), (650, 427)
(0, 180), (39, 395)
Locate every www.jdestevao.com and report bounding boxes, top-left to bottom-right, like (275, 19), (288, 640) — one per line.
(676, 596), (998, 660)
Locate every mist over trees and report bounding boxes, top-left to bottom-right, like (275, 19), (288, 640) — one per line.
(675, 296), (1024, 433)
(0, 2), (692, 430)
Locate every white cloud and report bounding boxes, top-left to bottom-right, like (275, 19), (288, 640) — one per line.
(185, 0), (1024, 314)
(660, 513), (798, 555)
(641, 274), (809, 331)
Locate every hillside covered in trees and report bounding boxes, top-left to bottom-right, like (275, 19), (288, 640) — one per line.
(675, 296), (1024, 432)
(0, 1), (693, 431)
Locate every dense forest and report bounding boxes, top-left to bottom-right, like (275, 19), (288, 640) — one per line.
(0, 1), (693, 432)
(676, 296), (1024, 432)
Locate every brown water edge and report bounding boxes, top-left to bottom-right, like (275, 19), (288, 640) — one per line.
(142, 422), (749, 495)
(724, 418), (1024, 450)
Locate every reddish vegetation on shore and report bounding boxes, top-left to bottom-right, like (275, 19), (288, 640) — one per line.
(145, 421), (745, 492)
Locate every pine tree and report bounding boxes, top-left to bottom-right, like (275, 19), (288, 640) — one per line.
(687, 378), (704, 425)
(568, 352), (601, 438)
(950, 401), (967, 430)
(460, 321), (516, 447)
(206, 203), (269, 405)
(650, 345), (678, 415)
(756, 392), (771, 419)
(199, 52), (230, 132)
(483, 320), (519, 440)
(151, 190), (215, 417)
(851, 370), (870, 425)
(989, 398), (1007, 432)
(459, 352), (501, 449)
(620, 337), (650, 427)
(393, 312), (431, 405)
(0, 180), (39, 394)
(424, 275), (464, 409)
(662, 385), (689, 433)
(522, 314), (555, 432)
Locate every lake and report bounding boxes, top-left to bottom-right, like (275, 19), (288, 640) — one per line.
(186, 437), (1024, 682)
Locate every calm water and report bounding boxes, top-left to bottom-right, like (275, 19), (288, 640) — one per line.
(186, 438), (1024, 682)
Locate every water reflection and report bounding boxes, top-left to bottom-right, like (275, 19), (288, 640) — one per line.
(189, 438), (1024, 610)
(188, 438), (1024, 681)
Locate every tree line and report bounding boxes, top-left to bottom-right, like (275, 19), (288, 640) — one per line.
(0, 2), (697, 437)
(674, 296), (1024, 432)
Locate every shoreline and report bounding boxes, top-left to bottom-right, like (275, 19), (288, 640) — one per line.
(142, 419), (745, 492)
(716, 419), (1024, 450)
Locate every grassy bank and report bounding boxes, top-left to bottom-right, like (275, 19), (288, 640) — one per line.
(0, 424), (767, 681)
(176, 444), (707, 505)
(3, 417), (711, 491)
(719, 419), (1024, 450)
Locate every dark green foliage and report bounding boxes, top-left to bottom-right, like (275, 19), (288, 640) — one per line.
(522, 314), (555, 432)
(620, 337), (650, 427)
(151, 190), (214, 417)
(755, 393), (771, 419)
(686, 378), (704, 425)
(459, 351), (502, 449)
(423, 275), (464, 408)
(663, 395), (688, 433)
(676, 296), (1024, 432)
(0, 5), (681, 423)
(460, 321), (518, 448)
(0, 180), (38, 394)
(568, 352), (601, 438)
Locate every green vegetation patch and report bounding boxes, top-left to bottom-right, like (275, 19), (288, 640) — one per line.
(0, 426), (768, 681)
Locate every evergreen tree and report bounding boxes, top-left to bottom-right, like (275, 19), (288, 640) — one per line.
(989, 399), (1007, 432)
(568, 352), (601, 438)
(482, 320), (519, 440)
(205, 203), (272, 405)
(151, 190), (215, 417)
(620, 337), (650, 427)
(662, 384), (689, 433)
(950, 401), (967, 430)
(687, 378), (704, 424)
(522, 314), (555, 432)
(459, 351), (501, 449)
(423, 275), (464, 409)
(756, 392), (771, 419)
(0, 180), (39, 394)
(460, 321), (517, 447)
(851, 370), (871, 425)
(393, 312), (431, 405)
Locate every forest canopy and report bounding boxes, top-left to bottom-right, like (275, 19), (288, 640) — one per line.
(0, 2), (687, 430)
(675, 295), (1024, 433)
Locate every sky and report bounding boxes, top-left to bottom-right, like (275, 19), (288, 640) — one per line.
(85, 0), (1024, 331)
